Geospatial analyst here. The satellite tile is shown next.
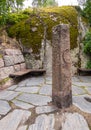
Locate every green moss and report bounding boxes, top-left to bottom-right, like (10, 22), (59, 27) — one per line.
(0, 77), (10, 86)
(7, 6), (81, 53)
(0, 54), (2, 58)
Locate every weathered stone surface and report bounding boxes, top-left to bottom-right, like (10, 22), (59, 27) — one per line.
(16, 93), (52, 106)
(15, 87), (39, 93)
(14, 55), (25, 64)
(62, 113), (89, 130)
(0, 58), (4, 68)
(19, 55), (25, 63)
(0, 109), (31, 130)
(3, 55), (14, 66)
(85, 87), (91, 94)
(20, 63), (26, 70)
(7, 85), (18, 90)
(4, 49), (22, 55)
(0, 66), (14, 80)
(18, 125), (27, 130)
(36, 105), (57, 114)
(45, 41), (52, 76)
(72, 85), (86, 95)
(39, 85), (52, 96)
(26, 77), (44, 87)
(14, 64), (21, 71)
(52, 24), (72, 108)
(18, 78), (29, 87)
(0, 90), (20, 101)
(78, 76), (91, 83)
(46, 77), (52, 81)
(12, 100), (34, 109)
(73, 82), (91, 87)
(28, 114), (55, 130)
(72, 76), (80, 82)
(45, 77), (52, 85)
(73, 95), (91, 113)
(0, 100), (11, 115)
(46, 80), (52, 85)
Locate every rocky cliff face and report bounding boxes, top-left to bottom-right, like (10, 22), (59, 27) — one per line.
(0, 6), (89, 87)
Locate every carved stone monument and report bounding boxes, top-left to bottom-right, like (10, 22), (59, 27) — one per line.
(52, 24), (72, 108)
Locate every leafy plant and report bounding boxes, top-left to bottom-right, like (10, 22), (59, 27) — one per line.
(86, 60), (91, 69)
(0, 0), (25, 25)
(83, 31), (91, 55)
(83, 0), (91, 25)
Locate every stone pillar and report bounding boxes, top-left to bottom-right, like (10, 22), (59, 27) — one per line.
(52, 24), (72, 108)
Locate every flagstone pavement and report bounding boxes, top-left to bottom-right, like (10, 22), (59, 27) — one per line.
(0, 75), (91, 130)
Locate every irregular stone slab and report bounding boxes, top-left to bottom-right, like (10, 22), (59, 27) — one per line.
(0, 90), (20, 101)
(0, 100), (11, 115)
(45, 77), (52, 85)
(4, 49), (22, 55)
(45, 77), (52, 81)
(78, 76), (91, 83)
(7, 85), (18, 90)
(73, 95), (91, 113)
(26, 77), (44, 87)
(39, 85), (52, 96)
(28, 114), (55, 130)
(62, 113), (89, 130)
(15, 87), (39, 93)
(12, 100), (34, 109)
(14, 64), (21, 71)
(18, 125), (27, 130)
(20, 63), (26, 70)
(0, 66), (14, 80)
(18, 79), (30, 87)
(0, 109), (31, 130)
(46, 80), (52, 85)
(3, 55), (14, 66)
(73, 82), (91, 87)
(72, 85), (86, 95)
(85, 87), (91, 94)
(16, 93), (52, 106)
(0, 58), (4, 68)
(72, 76), (80, 82)
(14, 55), (25, 64)
(36, 105), (57, 114)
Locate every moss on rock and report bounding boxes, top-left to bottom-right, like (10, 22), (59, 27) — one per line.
(0, 77), (10, 87)
(7, 6), (79, 53)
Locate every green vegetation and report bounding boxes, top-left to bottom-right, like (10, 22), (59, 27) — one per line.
(86, 60), (91, 69)
(83, 0), (91, 26)
(5, 6), (78, 54)
(78, 0), (91, 69)
(0, 77), (10, 87)
(83, 31), (91, 69)
(83, 31), (91, 55)
(0, 0), (25, 25)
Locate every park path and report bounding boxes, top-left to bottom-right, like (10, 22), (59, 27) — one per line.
(0, 75), (91, 130)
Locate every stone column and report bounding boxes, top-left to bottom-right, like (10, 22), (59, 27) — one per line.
(52, 24), (72, 108)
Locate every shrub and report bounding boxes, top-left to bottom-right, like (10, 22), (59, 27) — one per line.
(86, 60), (91, 69)
(83, 31), (91, 55)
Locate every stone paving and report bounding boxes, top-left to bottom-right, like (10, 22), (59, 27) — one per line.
(0, 75), (91, 130)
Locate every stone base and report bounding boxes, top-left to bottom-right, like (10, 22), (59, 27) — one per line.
(52, 91), (72, 108)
